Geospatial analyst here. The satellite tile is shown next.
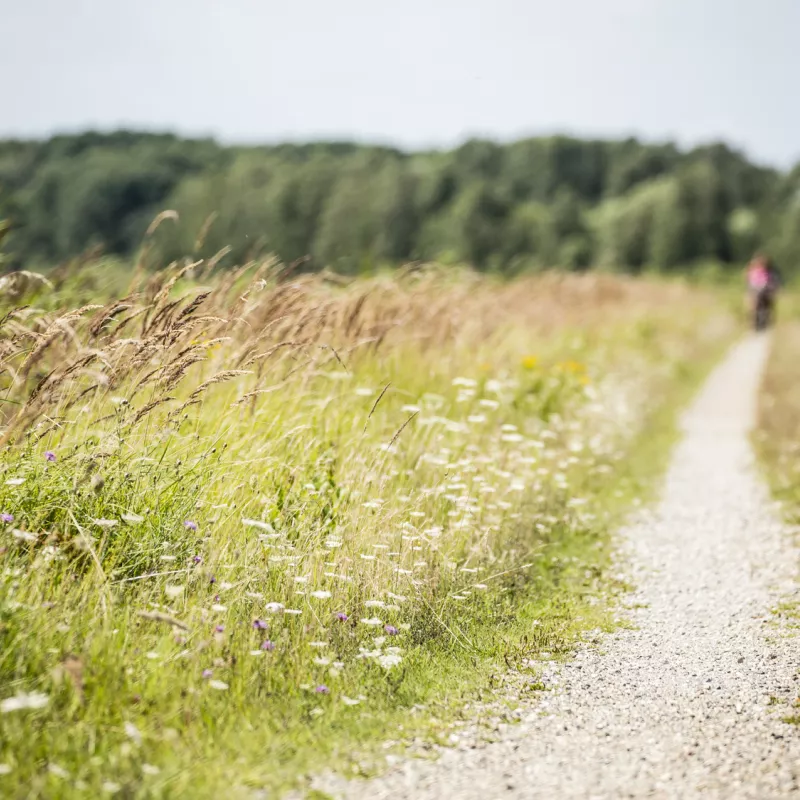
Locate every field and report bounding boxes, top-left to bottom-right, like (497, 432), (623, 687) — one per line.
(757, 319), (800, 523)
(0, 256), (735, 798)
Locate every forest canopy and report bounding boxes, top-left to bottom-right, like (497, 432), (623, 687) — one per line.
(1, 131), (798, 274)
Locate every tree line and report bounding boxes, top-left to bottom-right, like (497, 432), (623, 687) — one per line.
(1, 130), (799, 274)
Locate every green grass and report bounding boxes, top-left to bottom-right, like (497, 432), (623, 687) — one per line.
(755, 318), (800, 722)
(0, 267), (735, 798)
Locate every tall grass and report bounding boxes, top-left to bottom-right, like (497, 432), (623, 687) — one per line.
(0, 257), (734, 797)
(756, 322), (800, 521)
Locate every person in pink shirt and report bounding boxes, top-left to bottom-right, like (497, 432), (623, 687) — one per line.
(746, 253), (781, 330)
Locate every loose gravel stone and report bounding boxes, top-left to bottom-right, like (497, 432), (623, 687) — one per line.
(315, 335), (800, 799)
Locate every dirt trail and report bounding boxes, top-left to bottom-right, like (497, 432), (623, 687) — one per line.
(317, 335), (800, 799)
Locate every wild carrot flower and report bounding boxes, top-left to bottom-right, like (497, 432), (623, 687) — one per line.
(335, 612), (349, 622)
(44, 451), (56, 462)
(184, 520), (198, 531)
(0, 514), (12, 524)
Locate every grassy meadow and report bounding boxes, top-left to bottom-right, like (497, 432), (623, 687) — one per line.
(0, 254), (736, 798)
(757, 319), (800, 520)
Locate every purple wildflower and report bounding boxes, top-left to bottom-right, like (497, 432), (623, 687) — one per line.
(0, 513), (13, 524)
(214, 625), (225, 633)
(214, 594), (221, 603)
(192, 555), (202, 564)
(209, 576), (216, 584)
(252, 619), (268, 630)
(334, 612), (349, 622)
(202, 669), (213, 679)
(44, 451), (56, 462)
(184, 520), (198, 531)
(260, 640), (275, 651)
(384, 624), (399, 636)
(314, 685), (330, 695)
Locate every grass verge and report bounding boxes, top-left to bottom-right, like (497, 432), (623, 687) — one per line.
(0, 263), (734, 798)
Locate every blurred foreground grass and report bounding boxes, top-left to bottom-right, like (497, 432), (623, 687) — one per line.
(0, 257), (735, 797)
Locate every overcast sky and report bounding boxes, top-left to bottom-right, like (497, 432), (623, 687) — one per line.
(3, 0), (799, 165)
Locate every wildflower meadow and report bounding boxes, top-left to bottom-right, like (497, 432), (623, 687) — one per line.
(0, 254), (734, 797)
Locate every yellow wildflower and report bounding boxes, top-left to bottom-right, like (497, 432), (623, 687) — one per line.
(560, 360), (585, 374)
(521, 355), (538, 370)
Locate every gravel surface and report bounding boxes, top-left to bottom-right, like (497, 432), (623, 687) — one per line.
(315, 335), (800, 799)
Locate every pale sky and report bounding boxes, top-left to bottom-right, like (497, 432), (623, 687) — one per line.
(3, 0), (799, 165)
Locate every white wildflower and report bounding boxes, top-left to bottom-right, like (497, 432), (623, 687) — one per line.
(124, 721), (142, 745)
(341, 696), (361, 706)
(310, 590), (331, 600)
(122, 513), (145, 524)
(4, 478), (24, 486)
(93, 519), (118, 529)
(377, 653), (403, 669)
(211, 604), (227, 612)
(164, 585), (184, 599)
(0, 691), (49, 713)
(360, 617), (383, 626)
(47, 763), (69, 778)
(142, 764), (160, 776)
(208, 680), (229, 691)
(265, 602), (285, 613)
(364, 599), (385, 608)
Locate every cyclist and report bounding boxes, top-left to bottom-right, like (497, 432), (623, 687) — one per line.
(746, 253), (781, 331)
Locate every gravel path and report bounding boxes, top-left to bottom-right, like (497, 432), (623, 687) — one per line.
(317, 335), (800, 799)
